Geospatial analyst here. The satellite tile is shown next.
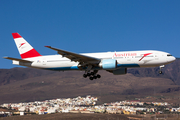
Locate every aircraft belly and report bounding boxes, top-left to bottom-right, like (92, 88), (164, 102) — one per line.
(138, 60), (167, 67)
(117, 64), (140, 68)
(46, 61), (78, 70)
(117, 59), (141, 68)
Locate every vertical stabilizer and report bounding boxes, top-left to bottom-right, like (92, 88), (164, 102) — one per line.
(12, 33), (42, 59)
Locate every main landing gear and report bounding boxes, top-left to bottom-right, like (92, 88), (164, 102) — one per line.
(83, 70), (101, 80)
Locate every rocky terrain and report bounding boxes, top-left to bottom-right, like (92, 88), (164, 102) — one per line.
(0, 59), (179, 105)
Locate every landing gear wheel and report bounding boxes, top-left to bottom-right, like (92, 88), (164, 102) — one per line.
(83, 74), (87, 78)
(89, 77), (94, 80)
(84, 70), (101, 80)
(87, 73), (91, 76)
(93, 76), (97, 79)
(97, 74), (101, 78)
(90, 72), (95, 75)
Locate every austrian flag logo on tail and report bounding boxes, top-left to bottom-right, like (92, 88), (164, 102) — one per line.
(19, 43), (25, 48)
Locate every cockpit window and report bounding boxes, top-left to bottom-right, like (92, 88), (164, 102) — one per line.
(167, 54), (172, 56)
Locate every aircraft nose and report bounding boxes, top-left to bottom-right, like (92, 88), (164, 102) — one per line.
(168, 56), (176, 63)
(172, 56), (176, 61)
(166, 53), (176, 63)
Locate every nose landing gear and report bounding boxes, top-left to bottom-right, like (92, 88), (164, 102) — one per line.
(159, 65), (164, 74)
(83, 70), (101, 80)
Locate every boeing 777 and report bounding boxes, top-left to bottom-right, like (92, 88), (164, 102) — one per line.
(4, 33), (176, 80)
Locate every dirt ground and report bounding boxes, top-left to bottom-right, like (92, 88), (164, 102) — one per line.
(1, 113), (180, 120)
(0, 113), (141, 120)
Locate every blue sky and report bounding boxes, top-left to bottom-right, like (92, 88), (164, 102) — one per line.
(1, 0), (180, 68)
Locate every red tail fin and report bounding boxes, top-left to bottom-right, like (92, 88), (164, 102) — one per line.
(12, 33), (42, 59)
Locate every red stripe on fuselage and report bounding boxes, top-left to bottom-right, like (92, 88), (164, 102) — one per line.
(12, 33), (22, 39)
(139, 53), (152, 61)
(21, 49), (42, 59)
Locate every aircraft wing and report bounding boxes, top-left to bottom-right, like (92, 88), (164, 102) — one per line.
(3, 57), (33, 63)
(45, 46), (100, 64)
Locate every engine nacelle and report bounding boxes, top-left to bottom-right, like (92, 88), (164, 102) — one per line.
(112, 68), (127, 75)
(100, 59), (117, 70)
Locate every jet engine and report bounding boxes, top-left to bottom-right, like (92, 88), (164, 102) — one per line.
(99, 59), (117, 70)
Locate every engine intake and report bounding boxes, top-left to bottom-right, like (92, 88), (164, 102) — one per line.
(100, 59), (117, 70)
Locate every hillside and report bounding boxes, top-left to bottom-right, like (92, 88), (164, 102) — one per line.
(1, 59), (180, 85)
(128, 58), (180, 84)
(0, 59), (179, 104)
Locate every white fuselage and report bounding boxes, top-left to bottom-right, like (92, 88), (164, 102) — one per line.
(5, 33), (176, 80)
(13, 50), (176, 71)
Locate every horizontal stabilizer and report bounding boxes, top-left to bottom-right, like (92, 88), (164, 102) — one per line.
(3, 57), (33, 63)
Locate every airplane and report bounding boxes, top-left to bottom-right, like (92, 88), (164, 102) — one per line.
(4, 33), (176, 80)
